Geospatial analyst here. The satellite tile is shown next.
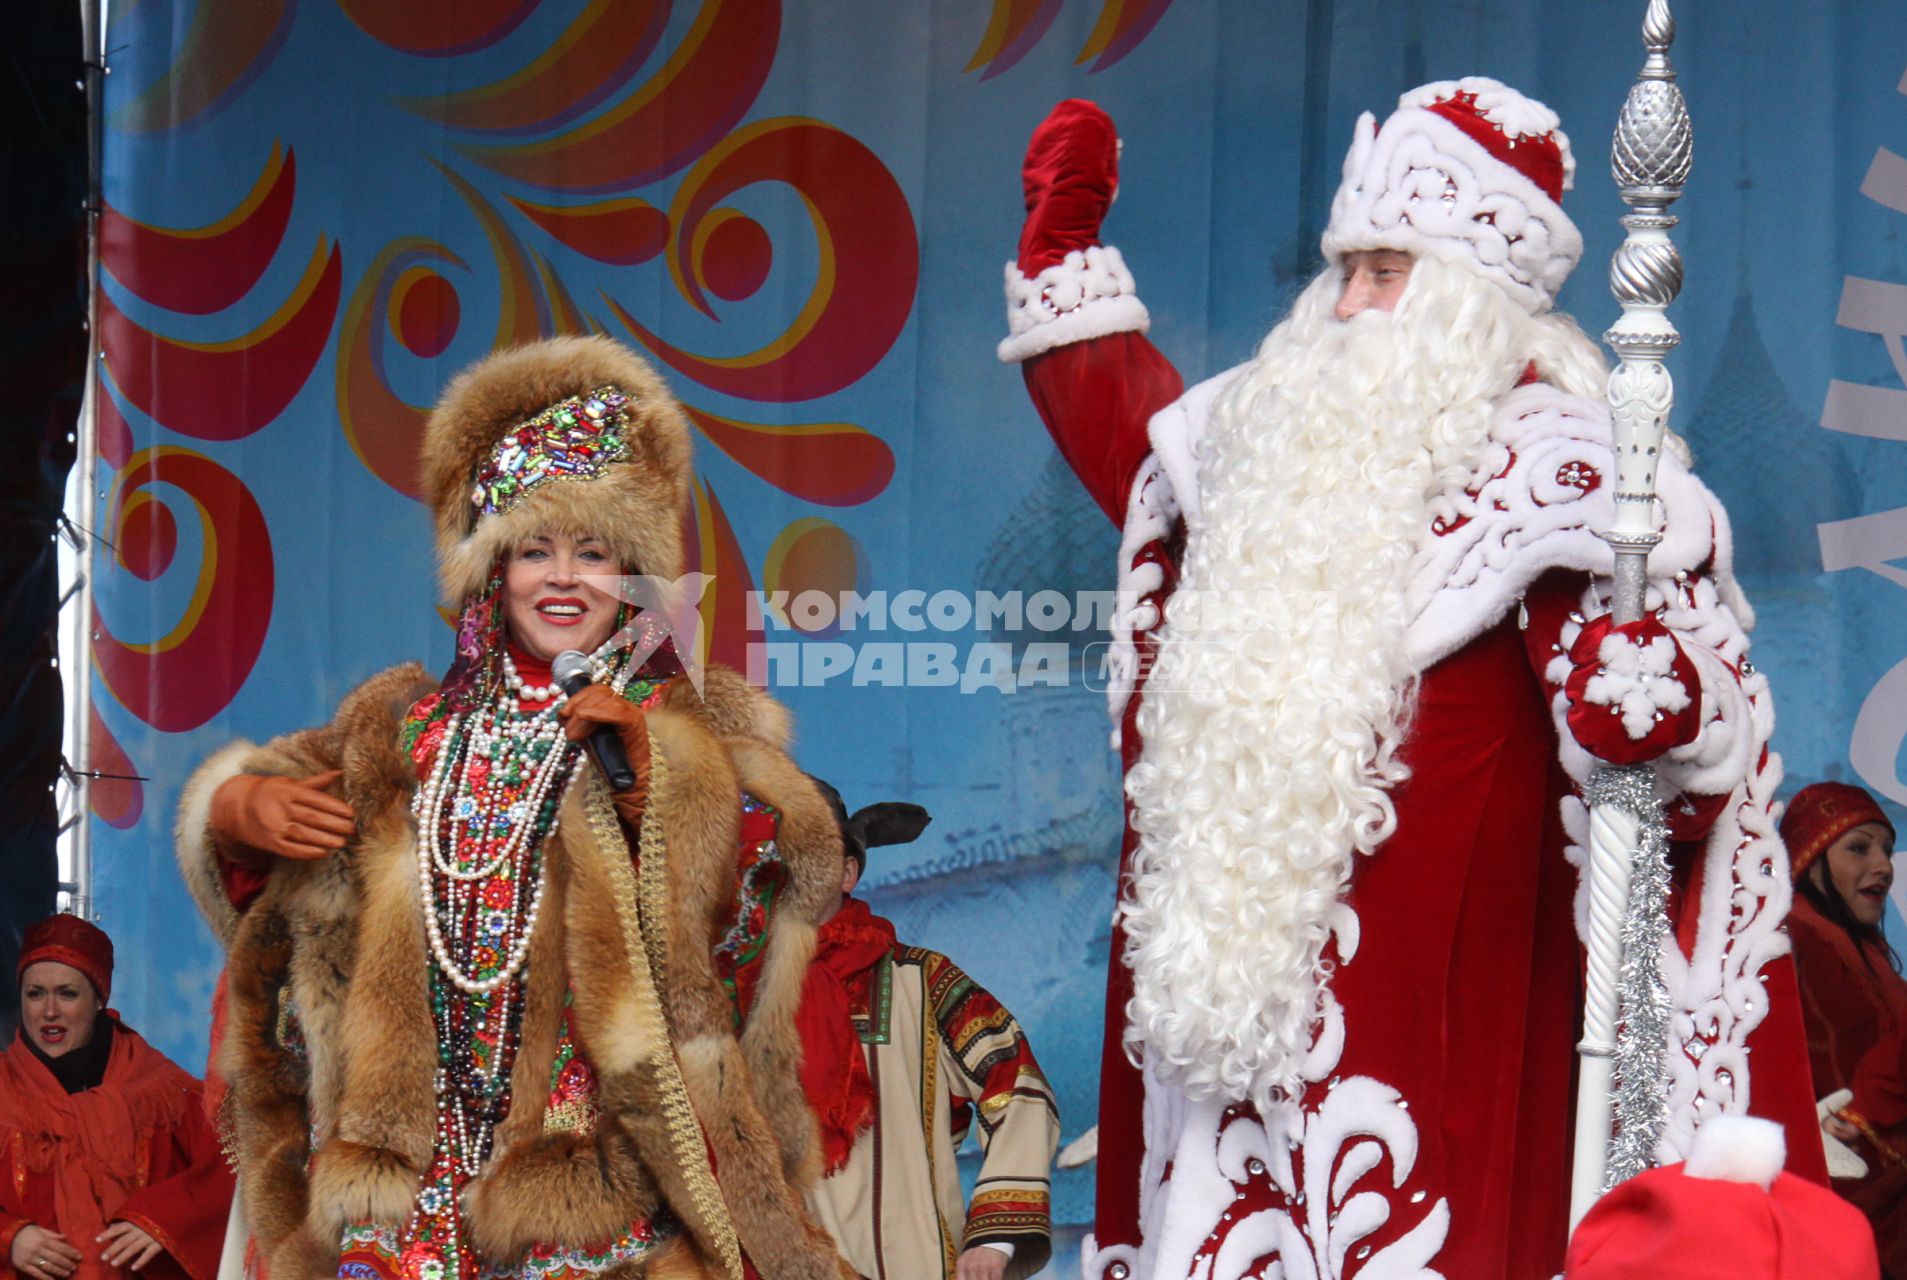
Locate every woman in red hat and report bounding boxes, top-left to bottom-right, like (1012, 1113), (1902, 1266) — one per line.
(0, 914), (234, 1280)
(1781, 781), (1907, 1275)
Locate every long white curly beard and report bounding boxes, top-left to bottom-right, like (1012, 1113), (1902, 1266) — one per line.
(1121, 256), (1604, 1112)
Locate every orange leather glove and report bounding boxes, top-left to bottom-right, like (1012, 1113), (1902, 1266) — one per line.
(558, 684), (652, 827)
(210, 769), (358, 862)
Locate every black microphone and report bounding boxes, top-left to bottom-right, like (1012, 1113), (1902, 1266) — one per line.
(552, 650), (637, 791)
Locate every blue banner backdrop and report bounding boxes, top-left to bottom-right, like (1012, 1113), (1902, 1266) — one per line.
(92, 1), (1907, 1270)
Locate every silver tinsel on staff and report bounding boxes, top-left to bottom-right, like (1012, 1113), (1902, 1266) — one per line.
(1568, 0), (1692, 1228)
(1583, 764), (1672, 1188)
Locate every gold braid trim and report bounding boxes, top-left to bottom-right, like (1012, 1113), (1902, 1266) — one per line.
(580, 761), (744, 1280)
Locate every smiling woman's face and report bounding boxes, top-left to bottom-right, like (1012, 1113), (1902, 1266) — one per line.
(502, 532), (620, 663)
(20, 960), (99, 1059)
(1819, 820), (1897, 929)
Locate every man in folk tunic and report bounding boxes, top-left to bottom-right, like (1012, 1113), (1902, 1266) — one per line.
(799, 788), (1060, 1280)
(997, 82), (1824, 1278)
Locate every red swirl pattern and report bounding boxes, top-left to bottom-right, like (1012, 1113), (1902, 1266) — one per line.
(94, 448), (275, 734)
(606, 117), (919, 403)
(100, 144), (296, 316)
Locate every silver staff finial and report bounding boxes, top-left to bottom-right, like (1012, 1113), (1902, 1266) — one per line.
(1640, 0), (1675, 76)
(1612, 3), (1692, 206)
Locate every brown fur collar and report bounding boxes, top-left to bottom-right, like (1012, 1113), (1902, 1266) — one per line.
(190, 661), (846, 1279)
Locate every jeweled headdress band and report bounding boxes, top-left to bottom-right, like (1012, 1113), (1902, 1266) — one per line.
(469, 385), (633, 520)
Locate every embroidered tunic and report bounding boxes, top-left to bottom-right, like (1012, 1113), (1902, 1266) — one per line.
(806, 943), (1059, 1280)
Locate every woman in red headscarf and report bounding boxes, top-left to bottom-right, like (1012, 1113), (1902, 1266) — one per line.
(1781, 782), (1907, 1275)
(0, 915), (234, 1280)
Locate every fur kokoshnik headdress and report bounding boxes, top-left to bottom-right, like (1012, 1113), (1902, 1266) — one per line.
(420, 334), (695, 608)
(1322, 76), (1582, 314)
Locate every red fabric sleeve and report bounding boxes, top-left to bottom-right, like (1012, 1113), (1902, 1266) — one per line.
(0, 1215), (28, 1277)
(1022, 331), (1184, 527)
(1847, 1021), (1907, 1138)
(215, 859), (269, 914)
(112, 1103), (236, 1280)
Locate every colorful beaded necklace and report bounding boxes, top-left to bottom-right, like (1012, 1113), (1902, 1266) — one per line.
(395, 582), (650, 1280)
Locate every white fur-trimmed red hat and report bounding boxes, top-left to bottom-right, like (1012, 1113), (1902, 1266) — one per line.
(1564, 1116), (1880, 1278)
(1322, 77), (1583, 313)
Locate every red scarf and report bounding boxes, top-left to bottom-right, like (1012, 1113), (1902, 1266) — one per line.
(796, 897), (895, 1174)
(0, 1019), (196, 1280)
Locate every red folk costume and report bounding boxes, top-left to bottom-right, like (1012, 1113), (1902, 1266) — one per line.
(999, 86), (1822, 1279)
(175, 338), (852, 1280)
(1, 916), (235, 1280)
(1780, 783), (1907, 1272)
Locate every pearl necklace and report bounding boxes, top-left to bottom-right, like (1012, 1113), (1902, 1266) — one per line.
(410, 650), (640, 996)
(412, 708), (575, 995)
(499, 639), (619, 703)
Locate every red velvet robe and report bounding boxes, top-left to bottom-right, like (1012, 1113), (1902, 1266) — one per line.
(0, 1022), (234, 1280)
(1019, 328), (1826, 1278)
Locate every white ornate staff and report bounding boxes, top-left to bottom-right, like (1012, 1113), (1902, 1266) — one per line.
(1568, 0), (1693, 1232)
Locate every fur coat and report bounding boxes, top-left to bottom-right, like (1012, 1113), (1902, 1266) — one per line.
(176, 661), (851, 1280)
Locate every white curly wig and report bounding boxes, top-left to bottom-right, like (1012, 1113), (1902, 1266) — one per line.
(1120, 253), (1606, 1111)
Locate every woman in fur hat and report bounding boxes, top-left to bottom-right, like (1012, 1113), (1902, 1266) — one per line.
(176, 337), (852, 1280)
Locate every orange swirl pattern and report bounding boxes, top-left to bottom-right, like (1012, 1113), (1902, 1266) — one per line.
(684, 481), (759, 672)
(93, 447), (275, 734)
(337, 238), (469, 500)
(606, 117), (919, 403)
(508, 196), (671, 266)
(686, 407), (893, 507)
(110, 0), (293, 133)
(337, 0), (540, 57)
(88, 709), (144, 831)
(100, 143), (296, 315)
(99, 237), (343, 441)
(967, 0), (1176, 77)
(398, 0), (671, 135)
(454, 0), (780, 193)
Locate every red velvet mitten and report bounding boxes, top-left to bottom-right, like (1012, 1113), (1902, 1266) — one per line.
(1018, 98), (1120, 272)
(999, 99), (1149, 363)
(1564, 613), (1703, 765)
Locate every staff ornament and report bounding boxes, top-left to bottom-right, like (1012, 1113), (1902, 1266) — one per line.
(1569, 0), (1693, 1232)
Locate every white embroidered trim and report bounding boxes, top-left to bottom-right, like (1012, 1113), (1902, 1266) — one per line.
(1136, 908), (1451, 1280)
(1077, 1236), (1138, 1280)
(1103, 368), (1236, 743)
(1321, 107), (1582, 314)
(997, 245), (1151, 362)
(1404, 382), (1730, 673)
(1114, 375), (1785, 1191)
(1548, 570), (1789, 1161)
(1581, 629), (1693, 741)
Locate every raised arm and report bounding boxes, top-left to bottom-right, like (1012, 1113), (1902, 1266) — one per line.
(999, 99), (1184, 526)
